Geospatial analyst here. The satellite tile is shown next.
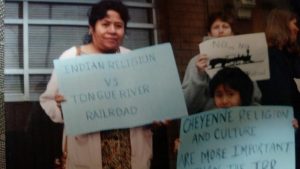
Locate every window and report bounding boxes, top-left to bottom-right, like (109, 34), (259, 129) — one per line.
(4, 0), (157, 101)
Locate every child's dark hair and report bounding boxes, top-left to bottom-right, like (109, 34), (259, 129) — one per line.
(209, 67), (254, 106)
(88, 0), (130, 29)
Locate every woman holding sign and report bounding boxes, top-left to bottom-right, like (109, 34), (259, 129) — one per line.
(257, 8), (300, 169)
(40, 1), (153, 169)
(182, 11), (262, 114)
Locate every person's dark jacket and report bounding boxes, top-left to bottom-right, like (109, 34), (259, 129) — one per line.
(258, 47), (300, 120)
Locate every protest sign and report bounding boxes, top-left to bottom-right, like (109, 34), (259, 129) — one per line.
(54, 43), (187, 135)
(177, 106), (295, 169)
(199, 33), (269, 81)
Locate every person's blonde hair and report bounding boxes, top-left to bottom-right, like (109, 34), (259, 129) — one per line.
(265, 9), (297, 50)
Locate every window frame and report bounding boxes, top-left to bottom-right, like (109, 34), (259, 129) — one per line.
(4, 0), (158, 102)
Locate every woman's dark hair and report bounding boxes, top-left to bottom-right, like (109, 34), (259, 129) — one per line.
(207, 11), (236, 34)
(209, 67), (254, 106)
(88, 0), (130, 29)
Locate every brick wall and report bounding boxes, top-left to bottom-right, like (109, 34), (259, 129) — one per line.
(156, 0), (230, 80)
(156, 0), (205, 80)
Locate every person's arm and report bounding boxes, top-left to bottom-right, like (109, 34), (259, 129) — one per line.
(39, 72), (64, 123)
(39, 47), (76, 123)
(182, 55), (212, 114)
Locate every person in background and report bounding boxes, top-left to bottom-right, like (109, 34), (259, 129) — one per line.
(258, 8), (300, 122)
(40, 1), (152, 169)
(182, 11), (262, 115)
(257, 8), (300, 169)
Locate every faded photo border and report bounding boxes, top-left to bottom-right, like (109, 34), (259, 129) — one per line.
(0, 0), (6, 168)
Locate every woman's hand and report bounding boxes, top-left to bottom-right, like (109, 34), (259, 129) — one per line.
(174, 138), (180, 153)
(150, 120), (171, 131)
(196, 54), (209, 72)
(292, 118), (299, 129)
(152, 120), (170, 128)
(55, 94), (65, 111)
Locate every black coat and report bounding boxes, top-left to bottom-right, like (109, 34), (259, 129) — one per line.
(257, 47), (300, 120)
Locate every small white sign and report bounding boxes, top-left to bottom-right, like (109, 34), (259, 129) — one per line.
(200, 33), (269, 81)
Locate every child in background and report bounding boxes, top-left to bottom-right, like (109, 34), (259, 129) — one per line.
(209, 66), (298, 128)
(175, 67), (298, 151)
(209, 67), (254, 108)
(175, 67), (254, 151)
